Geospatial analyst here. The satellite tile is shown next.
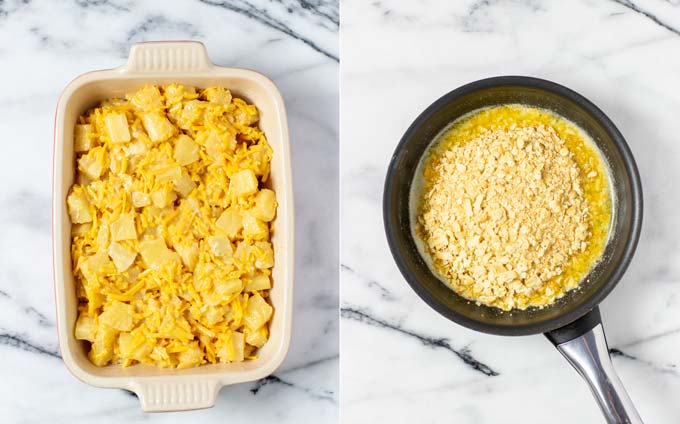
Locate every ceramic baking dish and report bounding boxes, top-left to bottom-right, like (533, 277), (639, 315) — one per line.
(52, 41), (294, 412)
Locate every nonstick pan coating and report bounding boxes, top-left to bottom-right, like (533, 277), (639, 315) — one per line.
(384, 76), (642, 336)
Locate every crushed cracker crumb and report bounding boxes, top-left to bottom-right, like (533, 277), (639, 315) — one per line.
(414, 106), (611, 311)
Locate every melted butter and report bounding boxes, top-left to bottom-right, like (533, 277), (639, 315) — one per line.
(416, 104), (612, 310)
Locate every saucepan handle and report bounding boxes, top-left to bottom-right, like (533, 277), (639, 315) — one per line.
(545, 307), (642, 424)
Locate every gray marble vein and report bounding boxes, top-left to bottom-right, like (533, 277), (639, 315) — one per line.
(611, 0), (680, 36)
(341, 306), (498, 376)
(341, 264), (396, 301)
(74, 0), (132, 12)
(610, 348), (680, 377)
(124, 14), (204, 45)
(198, 0), (338, 61)
(0, 331), (60, 358)
(251, 375), (336, 401)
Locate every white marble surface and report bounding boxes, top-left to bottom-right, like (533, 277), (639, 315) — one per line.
(0, 0), (337, 422)
(341, 1), (680, 423)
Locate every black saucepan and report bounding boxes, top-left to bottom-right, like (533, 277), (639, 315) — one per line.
(384, 76), (643, 423)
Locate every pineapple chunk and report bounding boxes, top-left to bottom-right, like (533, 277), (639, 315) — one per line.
(75, 172), (92, 187)
(245, 326), (268, 348)
(139, 238), (166, 266)
(74, 124), (94, 152)
(199, 287), (219, 304)
(175, 240), (199, 271)
(151, 186), (177, 208)
(215, 279), (242, 298)
(123, 139), (147, 157)
(204, 130), (235, 160)
(248, 144), (271, 177)
(234, 241), (253, 264)
(74, 312), (96, 342)
(243, 294), (273, 330)
(230, 331), (245, 362)
(193, 262), (215, 292)
(117, 332), (136, 357)
(89, 324), (116, 366)
(109, 213), (136, 241)
(67, 187), (92, 223)
(119, 330), (152, 362)
(155, 165), (182, 182)
(178, 99), (206, 130)
(96, 224), (109, 249)
(71, 222), (92, 237)
(80, 251), (112, 285)
(99, 301), (134, 331)
(217, 331), (245, 363)
(245, 273), (271, 292)
(123, 265), (140, 284)
(252, 189), (277, 222)
(139, 238), (179, 268)
(163, 83), (185, 105)
(108, 145), (128, 174)
(254, 241), (274, 269)
(84, 283), (104, 315)
(230, 169), (258, 198)
(203, 87), (232, 105)
(242, 213), (269, 240)
(174, 134), (199, 166)
(78, 146), (107, 180)
(216, 208), (243, 239)
(129, 85), (163, 111)
(232, 98), (259, 126)
(104, 113), (131, 143)
(177, 342), (204, 369)
(243, 343), (255, 359)
(204, 305), (227, 326)
(208, 235), (233, 258)
(173, 170), (196, 197)
(142, 112), (175, 143)
(131, 191), (150, 208)
(129, 119), (150, 143)
(225, 132), (237, 152)
(108, 241), (137, 272)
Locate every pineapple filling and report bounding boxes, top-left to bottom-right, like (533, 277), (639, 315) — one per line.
(67, 84), (277, 368)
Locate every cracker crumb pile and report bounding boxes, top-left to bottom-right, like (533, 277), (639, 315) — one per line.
(418, 123), (592, 311)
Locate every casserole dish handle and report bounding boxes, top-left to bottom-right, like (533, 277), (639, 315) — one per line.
(130, 379), (220, 412)
(119, 41), (214, 73)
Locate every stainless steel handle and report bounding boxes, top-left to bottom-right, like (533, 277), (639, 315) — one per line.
(556, 324), (643, 424)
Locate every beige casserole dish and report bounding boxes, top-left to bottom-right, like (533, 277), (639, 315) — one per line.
(52, 41), (294, 412)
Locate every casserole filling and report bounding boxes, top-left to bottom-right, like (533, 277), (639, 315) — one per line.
(67, 84), (276, 368)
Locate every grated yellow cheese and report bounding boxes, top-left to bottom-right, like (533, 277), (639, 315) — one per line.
(68, 84), (277, 368)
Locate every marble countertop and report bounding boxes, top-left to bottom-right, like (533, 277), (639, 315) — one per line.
(341, 0), (680, 423)
(0, 0), (337, 422)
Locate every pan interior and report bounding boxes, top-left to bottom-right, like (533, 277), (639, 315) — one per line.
(385, 81), (639, 335)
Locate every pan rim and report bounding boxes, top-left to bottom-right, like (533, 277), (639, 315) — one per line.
(383, 75), (643, 336)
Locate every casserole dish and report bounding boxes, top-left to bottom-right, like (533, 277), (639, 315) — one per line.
(53, 41), (294, 412)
